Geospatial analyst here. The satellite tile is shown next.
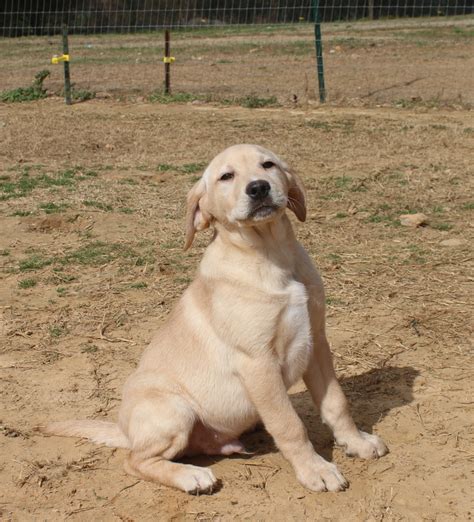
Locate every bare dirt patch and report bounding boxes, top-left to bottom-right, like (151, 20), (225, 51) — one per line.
(0, 99), (473, 520)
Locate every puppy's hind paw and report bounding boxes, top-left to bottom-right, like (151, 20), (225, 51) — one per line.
(176, 465), (218, 495)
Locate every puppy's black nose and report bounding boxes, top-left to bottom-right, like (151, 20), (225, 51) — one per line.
(246, 180), (271, 201)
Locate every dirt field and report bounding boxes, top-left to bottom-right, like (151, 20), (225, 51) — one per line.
(1, 18), (473, 107)
(1, 99), (473, 521)
(0, 18), (473, 522)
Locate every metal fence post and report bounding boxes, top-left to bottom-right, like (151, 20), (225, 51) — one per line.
(312, 0), (326, 103)
(62, 24), (72, 105)
(164, 30), (171, 94)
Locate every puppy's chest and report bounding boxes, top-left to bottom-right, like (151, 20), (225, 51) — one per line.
(275, 281), (312, 387)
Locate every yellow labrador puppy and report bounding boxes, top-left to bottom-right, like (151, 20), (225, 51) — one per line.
(44, 144), (388, 494)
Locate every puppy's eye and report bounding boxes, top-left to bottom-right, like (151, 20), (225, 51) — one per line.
(262, 161), (275, 169)
(219, 172), (234, 181)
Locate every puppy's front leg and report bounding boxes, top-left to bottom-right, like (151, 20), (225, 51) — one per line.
(303, 332), (388, 459)
(237, 355), (347, 492)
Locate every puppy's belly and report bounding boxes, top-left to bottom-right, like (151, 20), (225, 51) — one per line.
(183, 421), (248, 457)
(193, 374), (260, 437)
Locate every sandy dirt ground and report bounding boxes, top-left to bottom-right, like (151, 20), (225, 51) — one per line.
(0, 99), (472, 521)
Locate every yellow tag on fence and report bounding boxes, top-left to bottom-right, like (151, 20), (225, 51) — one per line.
(51, 54), (70, 64)
(162, 57), (175, 64)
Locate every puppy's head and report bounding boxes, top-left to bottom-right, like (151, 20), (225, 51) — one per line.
(184, 144), (306, 249)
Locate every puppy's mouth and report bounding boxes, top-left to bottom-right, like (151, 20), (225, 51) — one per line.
(247, 203), (279, 220)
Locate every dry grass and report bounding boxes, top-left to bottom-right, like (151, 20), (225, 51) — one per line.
(0, 17), (473, 107)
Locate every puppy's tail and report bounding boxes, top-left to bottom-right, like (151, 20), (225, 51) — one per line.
(40, 420), (130, 449)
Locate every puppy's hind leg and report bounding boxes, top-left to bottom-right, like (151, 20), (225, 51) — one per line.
(122, 392), (218, 495)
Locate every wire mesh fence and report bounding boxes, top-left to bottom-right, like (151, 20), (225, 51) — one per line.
(1, 1), (472, 35)
(0, 2), (473, 106)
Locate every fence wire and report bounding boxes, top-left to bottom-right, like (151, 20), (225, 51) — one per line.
(0, 2), (472, 107)
(1, 1), (472, 36)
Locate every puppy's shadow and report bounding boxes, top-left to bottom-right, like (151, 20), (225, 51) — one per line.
(185, 365), (419, 467)
(291, 365), (419, 460)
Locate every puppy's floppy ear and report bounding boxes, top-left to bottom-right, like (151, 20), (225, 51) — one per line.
(285, 168), (307, 222)
(184, 176), (211, 250)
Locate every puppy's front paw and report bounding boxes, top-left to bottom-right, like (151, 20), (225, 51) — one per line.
(296, 457), (348, 492)
(343, 430), (388, 459)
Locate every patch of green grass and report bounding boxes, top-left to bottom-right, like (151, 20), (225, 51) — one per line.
(1, 249), (10, 256)
(72, 89), (96, 102)
(306, 119), (355, 133)
(18, 278), (37, 289)
(149, 91), (205, 104)
(393, 96), (466, 110)
(452, 26), (474, 38)
(119, 178), (139, 185)
(174, 276), (192, 285)
(19, 254), (52, 271)
(0, 165), (97, 200)
(432, 222), (453, 231)
(160, 240), (180, 249)
(325, 296), (343, 305)
(57, 85), (96, 102)
(404, 26), (474, 41)
(0, 173), (37, 199)
(403, 245), (428, 265)
(81, 343), (99, 354)
(82, 200), (113, 212)
(406, 244), (426, 254)
(47, 270), (76, 285)
(404, 254), (427, 265)
(387, 171), (408, 185)
(367, 213), (401, 227)
(156, 162), (206, 175)
(129, 282), (147, 289)
(61, 241), (141, 266)
(49, 325), (66, 338)
(306, 121), (331, 131)
(327, 253), (342, 263)
(223, 95), (279, 108)
(56, 287), (67, 297)
(157, 164), (175, 172)
(274, 40), (314, 54)
(334, 175), (352, 189)
(11, 210), (32, 217)
(432, 205), (444, 214)
(39, 202), (68, 214)
(180, 163), (206, 174)
(135, 253), (155, 267)
(119, 207), (134, 214)
(335, 212), (347, 219)
(461, 202), (474, 210)
(171, 22), (309, 39)
(149, 90), (278, 109)
(0, 70), (50, 103)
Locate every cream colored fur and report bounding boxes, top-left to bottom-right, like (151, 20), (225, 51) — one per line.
(43, 144), (388, 494)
